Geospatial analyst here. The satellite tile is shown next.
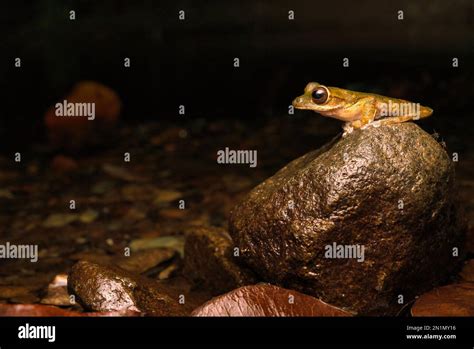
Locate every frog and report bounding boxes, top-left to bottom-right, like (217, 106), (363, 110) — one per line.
(292, 82), (433, 136)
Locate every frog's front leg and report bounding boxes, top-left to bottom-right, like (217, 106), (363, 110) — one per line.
(342, 122), (354, 136)
(343, 98), (377, 136)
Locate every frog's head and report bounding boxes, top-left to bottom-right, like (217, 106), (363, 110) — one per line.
(292, 82), (349, 115)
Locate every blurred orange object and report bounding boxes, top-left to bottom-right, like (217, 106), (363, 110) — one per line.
(44, 81), (121, 150)
(51, 155), (79, 173)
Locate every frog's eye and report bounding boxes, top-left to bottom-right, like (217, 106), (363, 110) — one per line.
(311, 87), (329, 104)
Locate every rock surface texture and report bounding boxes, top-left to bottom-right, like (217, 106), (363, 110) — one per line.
(68, 261), (186, 316)
(183, 226), (256, 295)
(229, 123), (465, 315)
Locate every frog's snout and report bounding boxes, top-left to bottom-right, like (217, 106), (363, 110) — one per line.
(292, 96), (305, 108)
(294, 97), (304, 105)
(293, 95), (313, 110)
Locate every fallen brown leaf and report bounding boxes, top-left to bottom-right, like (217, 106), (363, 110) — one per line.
(51, 155), (78, 173)
(40, 274), (71, 306)
(459, 260), (474, 282)
(411, 283), (474, 316)
(116, 248), (176, 274)
(102, 164), (148, 182)
(0, 285), (36, 300)
(159, 209), (186, 219)
(192, 283), (352, 317)
(0, 304), (140, 317)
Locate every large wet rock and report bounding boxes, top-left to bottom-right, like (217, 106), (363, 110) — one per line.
(183, 226), (257, 295)
(229, 123), (465, 315)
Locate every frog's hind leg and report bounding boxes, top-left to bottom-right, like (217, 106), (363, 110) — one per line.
(363, 115), (414, 129)
(354, 100), (378, 130)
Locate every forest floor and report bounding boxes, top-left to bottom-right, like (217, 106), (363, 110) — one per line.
(0, 116), (473, 315)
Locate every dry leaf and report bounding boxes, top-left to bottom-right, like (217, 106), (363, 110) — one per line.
(116, 248), (176, 274)
(40, 274), (71, 306)
(129, 236), (185, 256)
(0, 304), (140, 317)
(102, 164), (148, 182)
(411, 283), (474, 316)
(459, 260), (474, 282)
(192, 284), (352, 317)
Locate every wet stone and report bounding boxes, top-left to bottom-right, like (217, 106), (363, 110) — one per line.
(68, 261), (186, 316)
(229, 123), (466, 315)
(183, 226), (257, 295)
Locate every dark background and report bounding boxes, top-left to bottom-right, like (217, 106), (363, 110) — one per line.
(0, 0), (472, 150)
(0, 1), (473, 323)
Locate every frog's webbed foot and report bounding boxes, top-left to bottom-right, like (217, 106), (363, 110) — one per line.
(342, 123), (354, 137)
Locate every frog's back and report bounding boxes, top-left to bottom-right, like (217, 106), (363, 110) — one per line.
(372, 94), (433, 119)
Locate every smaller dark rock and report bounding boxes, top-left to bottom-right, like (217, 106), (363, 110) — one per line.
(192, 283), (352, 317)
(68, 261), (186, 316)
(182, 226), (257, 295)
